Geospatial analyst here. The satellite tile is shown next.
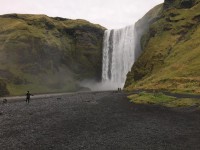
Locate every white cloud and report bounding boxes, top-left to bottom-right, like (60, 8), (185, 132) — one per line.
(0, 0), (164, 29)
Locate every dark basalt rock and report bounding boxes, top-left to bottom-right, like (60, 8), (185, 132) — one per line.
(193, 14), (200, 22)
(51, 17), (70, 21)
(180, 0), (194, 8)
(164, 0), (195, 9)
(1, 13), (19, 19)
(164, 0), (176, 9)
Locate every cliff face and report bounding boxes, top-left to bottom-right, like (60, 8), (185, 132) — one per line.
(0, 14), (105, 96)
(134, 4), (163, 60)
(164, 0), (197, 9)
(125, 0), (200, 93)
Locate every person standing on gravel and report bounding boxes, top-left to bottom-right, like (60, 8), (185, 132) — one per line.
(26, 91), (33, 103)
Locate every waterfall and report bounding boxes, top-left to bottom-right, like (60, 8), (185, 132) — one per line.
(102, 25), (137, 89)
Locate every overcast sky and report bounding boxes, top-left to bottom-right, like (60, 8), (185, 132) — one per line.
(0, 0), (164, 29)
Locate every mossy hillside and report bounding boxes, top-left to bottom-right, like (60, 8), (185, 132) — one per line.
(125, 0), (200, 94)
(164, 0), (200, 9)
(125, 4), (163, 85)
(0, 14), (105, 96)
(134, 4), (163, 58)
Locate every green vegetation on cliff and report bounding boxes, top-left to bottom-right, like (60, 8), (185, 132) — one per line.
(125, 0), (200, 94)
(0, 14), (105, 96)
(128, 92), (200, 108)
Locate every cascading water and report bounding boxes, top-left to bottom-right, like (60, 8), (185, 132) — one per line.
(102, 25), (137, 89)
(81, 13), (153, 91)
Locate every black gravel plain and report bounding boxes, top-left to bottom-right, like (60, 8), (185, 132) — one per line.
(0, 91), (200, 150)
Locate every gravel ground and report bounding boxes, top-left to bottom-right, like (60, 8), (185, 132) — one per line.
(0, 91), (200, 150)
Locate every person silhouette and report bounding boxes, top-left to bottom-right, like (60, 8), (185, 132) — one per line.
(26, 91), (33, 103)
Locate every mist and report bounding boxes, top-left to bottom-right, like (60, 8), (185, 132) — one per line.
(80, 80), (120, 91)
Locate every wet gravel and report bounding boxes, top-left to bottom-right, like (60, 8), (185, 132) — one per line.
(0, 91), (200, 150)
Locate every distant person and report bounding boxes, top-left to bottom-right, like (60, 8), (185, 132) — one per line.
(118, 88), (121, 92)
(26, 91), (33, 103)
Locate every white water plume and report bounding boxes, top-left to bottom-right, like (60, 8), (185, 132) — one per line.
(101, 25), (137, 90)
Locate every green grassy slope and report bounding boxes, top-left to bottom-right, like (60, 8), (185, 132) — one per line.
(0, 14), (105, 96)
(125, 0), (200, 94)
(134, 4), (163, 59)
(128, 92), (200, 108)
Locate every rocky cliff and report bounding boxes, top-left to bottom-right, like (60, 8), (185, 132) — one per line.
(125, 0), (200, 93)
(0, 14), (105, 96)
